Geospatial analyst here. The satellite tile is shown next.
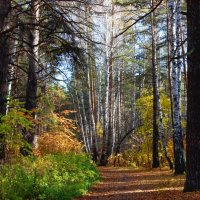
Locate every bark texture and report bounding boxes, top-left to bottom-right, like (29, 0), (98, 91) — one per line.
(24, 0), (39, 145)
(168, 0), (185, 174)
(151, 0), (160, 168)
(100, 0), (115, 165)
(184, 0), (200, 192)
(0, 0), (11, 160)
(0, 0), (10, 116)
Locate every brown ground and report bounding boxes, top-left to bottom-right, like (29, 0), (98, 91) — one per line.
(76, 167), (200, 200)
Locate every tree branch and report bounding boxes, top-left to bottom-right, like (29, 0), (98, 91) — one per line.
(114, 0), (163, 38)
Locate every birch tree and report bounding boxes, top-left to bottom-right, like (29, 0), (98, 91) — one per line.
(100, 0), (115, 165)
(168, 0), (185, 174)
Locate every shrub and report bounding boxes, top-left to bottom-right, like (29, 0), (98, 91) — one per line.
(33, 132), (82, 156)
(0, 101), (33, 162)
(0, 153), (99, 200)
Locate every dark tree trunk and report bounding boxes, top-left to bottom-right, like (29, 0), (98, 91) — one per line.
(151, 0), (160, 169)
(25, 37), (37, 113)
(0, 36), (9, 117)
(0, 0), (10, 116)
(184, 0), (200, 192)
(24, 0), (39, 146)
(0, 0), (11, 160)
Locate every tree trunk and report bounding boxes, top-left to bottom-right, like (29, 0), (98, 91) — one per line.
(166, 1), (174, 129)
(73, 76), (90, 153)
(106, 0), (114, 159)
(151, 0), (160, 168)
(100, 0), (114, 165)
(80, 89), (91, 153)
(173, 0), (185, 174)
(151, 0), (173, 170)
(0, 0), (11, 160)
(0, 0), (10, 116)
(168, 0), (185, 174)
(87, 65), (99, 162)
(24, 0), (39, 146)
(180, 23), (187, 122)
(184, 0), (200, 192)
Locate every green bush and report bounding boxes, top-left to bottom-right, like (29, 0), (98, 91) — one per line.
(0, 153), (99, 200)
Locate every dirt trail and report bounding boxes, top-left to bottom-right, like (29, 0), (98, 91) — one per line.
(76, 167), (200, 200)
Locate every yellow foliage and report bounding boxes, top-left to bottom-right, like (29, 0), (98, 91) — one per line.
(34, 107), (81, 156)
(96, 122), (103, 137)
(53, 111), (77, 133)
(108, 154), (128, 167)
(33, 132), (82, 156)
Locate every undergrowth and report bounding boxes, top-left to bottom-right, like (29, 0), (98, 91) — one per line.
(0, 153), (100, 200)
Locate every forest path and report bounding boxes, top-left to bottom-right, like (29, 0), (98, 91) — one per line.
(76, 167), (200, 200)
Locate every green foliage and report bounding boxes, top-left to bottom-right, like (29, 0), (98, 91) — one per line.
(37, 85), (74, 132)
(114, 0), (150, 9)
(0, 153), (99, 200)
(0, 101), (33, 161)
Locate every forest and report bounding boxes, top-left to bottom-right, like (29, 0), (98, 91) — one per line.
(0, 0), (200, 199)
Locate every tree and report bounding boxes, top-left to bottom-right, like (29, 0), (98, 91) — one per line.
(24, 0), (40, 146)
(184, 0), (200, 192)
(167, 0), (185, 174)
(151, 0), (160, 168)
(0, 0), (10, 116)
(0, 0), (11, 159)
(100, 0), (115, 166)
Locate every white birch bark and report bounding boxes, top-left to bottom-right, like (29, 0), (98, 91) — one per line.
(111, 92), (117, 154)
(80, 90), (91, 152)
(6, 38), (18, 115)
(168, 0), (185, 174)
(76, 90), (90, 153)
(152, 0), (173, 169)
(87, 65), (99, 160)
(118, 68), (122, 142)
(131, 38), (136, 131)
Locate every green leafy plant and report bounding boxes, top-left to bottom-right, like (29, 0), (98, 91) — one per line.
(0, 153), (100, 200)
(0, 101), (33, 162)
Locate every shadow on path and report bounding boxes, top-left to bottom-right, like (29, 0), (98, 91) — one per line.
(76, 167), (200, 200)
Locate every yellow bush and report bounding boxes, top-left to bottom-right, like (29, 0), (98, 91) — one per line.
(33, 132), (82, 156)
(108, 154), (129, 167)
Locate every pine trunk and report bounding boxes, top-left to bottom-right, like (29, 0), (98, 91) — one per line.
(0, 0), (10, 116)
(24, 0), (39, 146)
(184, 0), (200, 191)
(0, 0), (10, 160)
(151, 0), (160, 168)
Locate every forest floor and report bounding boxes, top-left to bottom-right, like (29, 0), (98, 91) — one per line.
(76, 167), (200, 200)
